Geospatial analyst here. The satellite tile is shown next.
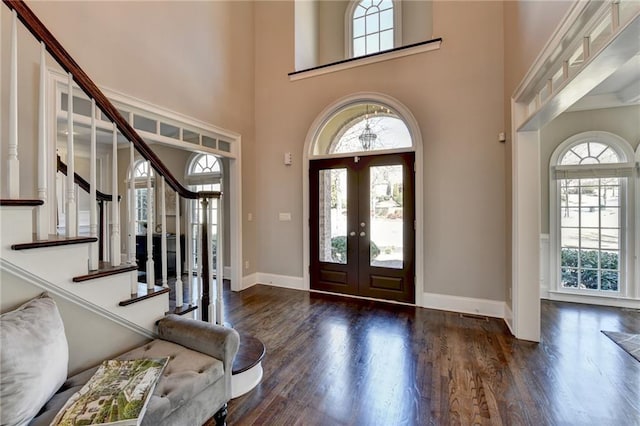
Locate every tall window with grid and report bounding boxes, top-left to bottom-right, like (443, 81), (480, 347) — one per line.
(352, 0), (395, 57)
(554, 139), (630, 293)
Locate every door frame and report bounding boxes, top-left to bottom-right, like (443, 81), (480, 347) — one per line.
(302, 92), (423, 305)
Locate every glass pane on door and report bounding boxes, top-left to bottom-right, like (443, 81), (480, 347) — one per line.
(369, 165), (403, 269)
(319, 169), (347, 264)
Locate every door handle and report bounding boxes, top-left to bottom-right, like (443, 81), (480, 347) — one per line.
(360, 231), (366, 237)
(360, 222), (366, 228)
(349, 231), (356, 237)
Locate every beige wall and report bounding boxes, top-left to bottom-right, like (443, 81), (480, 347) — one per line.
(256, 1), (506, 300)
(296, 0), (320, 70)
(540, 105), (640, 233)
(2, 1), (257, 274)
(502, 0), (572, 305)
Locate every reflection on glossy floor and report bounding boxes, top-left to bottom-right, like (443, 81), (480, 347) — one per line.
(223, 285), (639, 425)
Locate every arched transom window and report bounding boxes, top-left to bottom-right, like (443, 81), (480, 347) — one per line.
(186, 154), (223, 269)
(351, 0), (395, 57)
(550, 132), (636, 297)
(130, 159), (154, 235)
(313, 102), (413, 156)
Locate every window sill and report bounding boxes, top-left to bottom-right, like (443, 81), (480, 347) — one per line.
(289, 38), (442, 82)
(544, 290), (640, 309)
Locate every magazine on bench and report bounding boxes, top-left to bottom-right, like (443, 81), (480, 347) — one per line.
(51, 357), (169, 426)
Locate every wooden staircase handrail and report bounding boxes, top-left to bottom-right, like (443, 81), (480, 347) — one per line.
(57, 156), (119, 202)
(3, 0), (220, 201)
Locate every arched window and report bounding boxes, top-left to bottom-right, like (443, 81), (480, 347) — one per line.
(130, 159), (154, 235)
(313, 101), (413, 156)
(347, 0), (400, 58)
(549, 132), (636, 297)
(186, 154), (223, 270)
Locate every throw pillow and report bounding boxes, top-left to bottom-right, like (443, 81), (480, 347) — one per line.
(0, 293), (69, 426)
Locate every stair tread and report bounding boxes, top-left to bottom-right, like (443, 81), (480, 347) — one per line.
(12, 234), (98, 250)
(73, 262), (138, 282)
(0, 199), (44, 207)
(119, 283), (170, 306)
(166, 304), (198, 316)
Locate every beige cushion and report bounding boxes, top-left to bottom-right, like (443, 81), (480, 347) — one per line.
(0, 293), (69, 426)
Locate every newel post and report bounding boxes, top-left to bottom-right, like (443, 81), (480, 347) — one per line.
(201, 197), (211, 323)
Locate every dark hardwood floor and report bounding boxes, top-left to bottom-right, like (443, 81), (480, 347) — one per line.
(221, 285), (640, 425)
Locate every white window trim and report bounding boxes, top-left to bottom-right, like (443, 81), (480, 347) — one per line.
(344, 0), (402, 59)
(303, 92), (424, 307)
(636, 144), (640, 299)
(548, 131), (637, 304)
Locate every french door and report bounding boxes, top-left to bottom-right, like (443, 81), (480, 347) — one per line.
(310, 152), (415, 303)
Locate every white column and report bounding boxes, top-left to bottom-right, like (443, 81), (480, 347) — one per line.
(216, 196), (224, 325)
(146, 162), (155, 289)
(110, 124), (121, 266)
(196, 201), (203, 318)
(160, 176), (168, 288)
(89, 100), (99, 270)
(36, 42), (48, 240)
(512, 129), (541, 342)
(8, 10), (20, 199)
(102, 202), (109, 262)
(207, 199), (215, 324)
(65, 73), (77, 237)
(175, 192), (183, 308)
(128, 144), (136, 265)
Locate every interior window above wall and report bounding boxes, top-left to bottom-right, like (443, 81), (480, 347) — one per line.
(294, 0), (433, 70)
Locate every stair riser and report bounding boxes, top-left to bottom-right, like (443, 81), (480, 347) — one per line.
(119, 294), (170, 331)
(0, 207), (35, 245)
(67, 273), (137, 309)
(2, 245), (90, 281)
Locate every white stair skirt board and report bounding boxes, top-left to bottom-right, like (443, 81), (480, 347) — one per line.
(231, 363), (263, 399)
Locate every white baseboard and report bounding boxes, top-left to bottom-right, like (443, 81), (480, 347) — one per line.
(241, 273), (257, 290)
(504, 303), (514, 334)
(256, 273), (304, 291)
(422, 292), (505, 319)
(540, 285), (550, 299)
(546, 291), (640, 309)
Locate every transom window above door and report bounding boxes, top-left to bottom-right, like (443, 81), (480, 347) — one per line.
(312, 102), (412, 156)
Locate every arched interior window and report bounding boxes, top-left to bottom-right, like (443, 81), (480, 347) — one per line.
(351, 0), (395, 57)
(186, 154), (223, 270)
(130, 160), (154, 235)
(313, 102), (412, 156)
(550, 132), (636, 296)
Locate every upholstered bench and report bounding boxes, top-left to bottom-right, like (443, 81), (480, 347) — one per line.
(0, 295), (239, 426)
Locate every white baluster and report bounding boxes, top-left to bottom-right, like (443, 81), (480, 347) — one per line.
(216, 195), (224, 326)
(128, 144), (136, 266)
(146, 161), (155, 289)
(102, 202), (109, 262)
(36, 42), (48, 240)
(175, 192), (183, 308)
(160, 176), (167, 288)
(186, 199), (193, 307)
(66, 73), (77, 237)
(89, 100), (99, 270)
(8, 10), (20, 199)
(75, 184), (80, 235)
(111, 124), (121, 266)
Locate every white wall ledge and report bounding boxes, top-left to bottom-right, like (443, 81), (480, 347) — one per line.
(289, 38), (442, 82)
